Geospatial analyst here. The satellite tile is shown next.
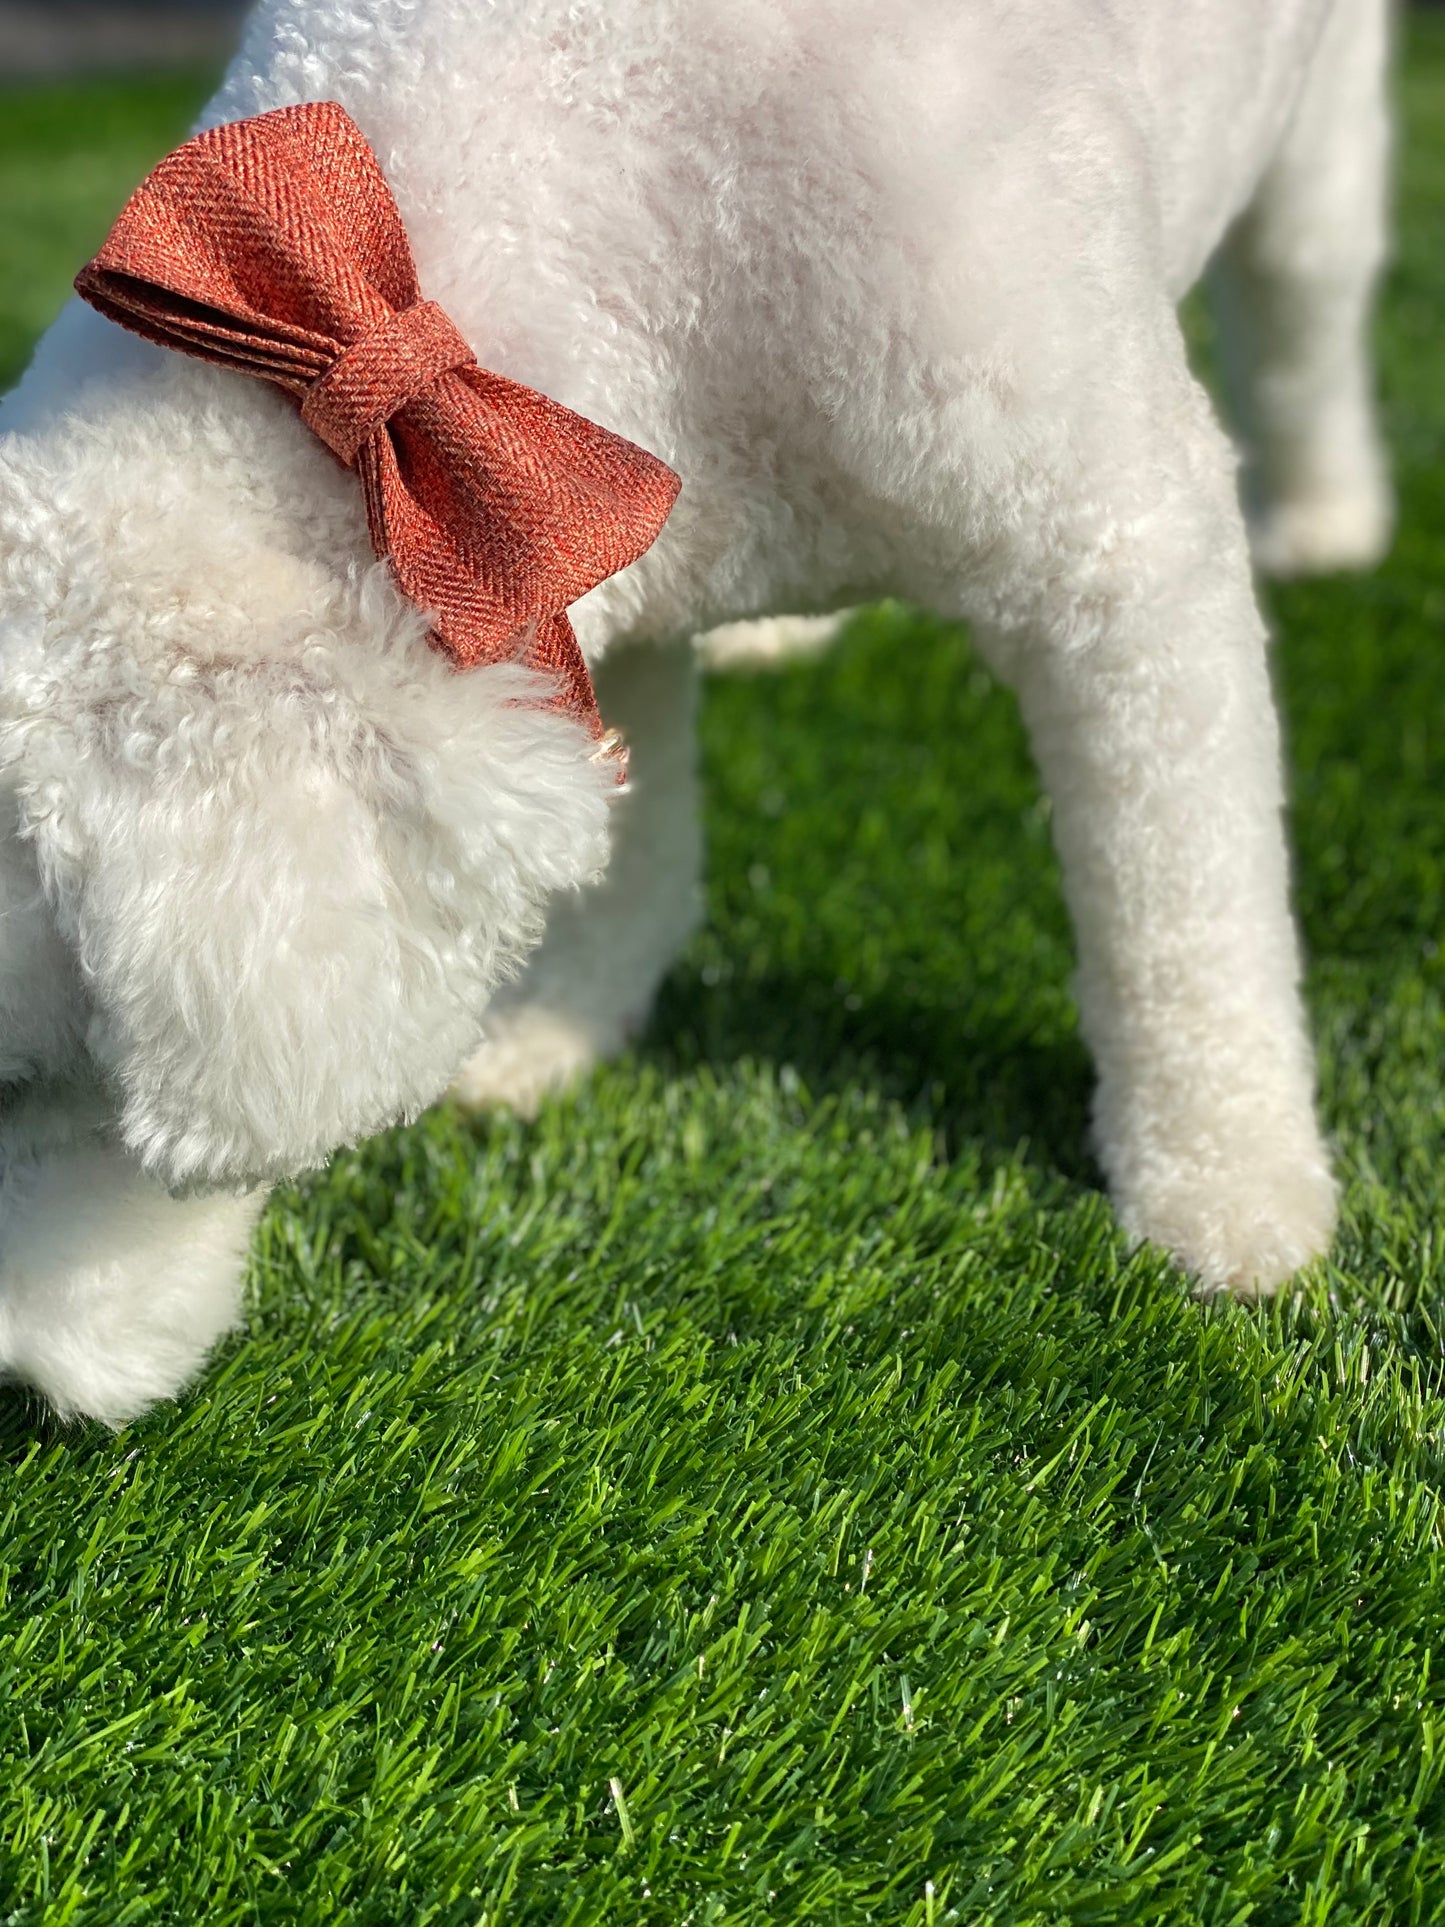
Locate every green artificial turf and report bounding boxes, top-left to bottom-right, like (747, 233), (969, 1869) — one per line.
(1, 30), (1443, 1926)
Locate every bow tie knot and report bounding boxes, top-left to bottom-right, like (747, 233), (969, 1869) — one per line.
(301, 300), (477, 467)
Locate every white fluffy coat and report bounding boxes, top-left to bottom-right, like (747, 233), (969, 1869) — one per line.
(0, 0), (1394, 1418)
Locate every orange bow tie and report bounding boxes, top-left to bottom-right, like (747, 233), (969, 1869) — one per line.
(74, 101), (681, 760)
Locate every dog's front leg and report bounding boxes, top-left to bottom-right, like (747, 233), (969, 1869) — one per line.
(451, 636), (702, 1114)
(0, 1100), (265, 1425)
(985, 336), (1336, 1294)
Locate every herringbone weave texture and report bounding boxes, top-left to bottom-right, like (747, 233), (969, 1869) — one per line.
(75, 101), (681, 750)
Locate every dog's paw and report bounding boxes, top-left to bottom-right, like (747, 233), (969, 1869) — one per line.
(1112, 1137), (1338, 1300)
(1249, 474), (1394, 579)
(0, 1138), (261, 1425)
(449, 1006), (631, 1118)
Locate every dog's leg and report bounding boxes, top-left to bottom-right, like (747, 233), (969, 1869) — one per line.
(451, 637), (701, 1114)
(696, 611), (849, 673)
(981, 328), (1336, 1295)
(1209, 0), (1393, 577)
(0, 1110), (264, 1425)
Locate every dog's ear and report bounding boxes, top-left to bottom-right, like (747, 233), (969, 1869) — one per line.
(1, 358), (613, 1186)
(15, 650), (613, 1189)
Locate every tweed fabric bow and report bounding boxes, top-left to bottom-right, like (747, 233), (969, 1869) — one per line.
(74, 101), (680, 754)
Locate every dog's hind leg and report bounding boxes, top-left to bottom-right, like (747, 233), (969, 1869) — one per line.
(695, 611), (850, 673)
(1209, 0), (1393, 577)
(450, 636), (702, 1115)
(972, 312), (1336, 1295)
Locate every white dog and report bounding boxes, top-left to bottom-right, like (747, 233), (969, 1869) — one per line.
(0, 0), (1394, 1422)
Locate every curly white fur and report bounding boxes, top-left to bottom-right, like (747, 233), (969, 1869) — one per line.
(1, 0), (1395, 1419)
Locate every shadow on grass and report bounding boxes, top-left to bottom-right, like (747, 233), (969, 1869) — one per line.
(641, 958), (1098, 1190)
(0, 1382), (64, 1461)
